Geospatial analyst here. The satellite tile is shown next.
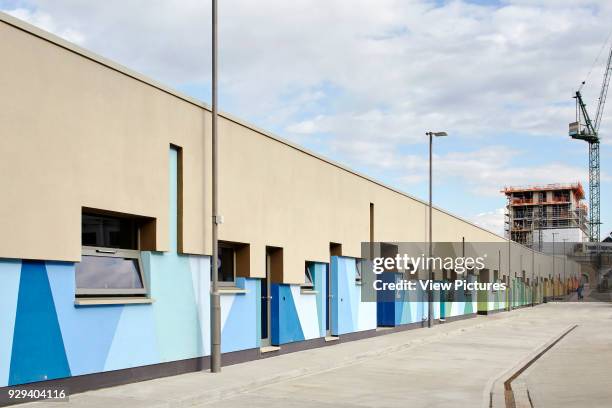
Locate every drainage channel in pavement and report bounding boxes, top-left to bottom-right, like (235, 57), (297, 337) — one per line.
(490, 324), (579, 408)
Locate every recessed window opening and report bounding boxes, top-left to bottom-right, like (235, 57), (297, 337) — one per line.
(217, 243), (237, 286)
(303, 262), (315, 290)
(355, 259), (363, 283)
(77, 211), (149, 297)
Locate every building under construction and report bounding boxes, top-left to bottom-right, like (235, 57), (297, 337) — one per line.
(503, 183), (589, 248)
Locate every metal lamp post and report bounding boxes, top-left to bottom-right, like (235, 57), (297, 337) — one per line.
(529, 239), (535, 307)
(552, 232), (558, 299)
(563, 238), (568, 296)
(210, 0), (222, 373)
(426, 131), (447, 328)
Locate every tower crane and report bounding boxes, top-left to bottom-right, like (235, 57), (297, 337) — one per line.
(570, 43), (612, 242)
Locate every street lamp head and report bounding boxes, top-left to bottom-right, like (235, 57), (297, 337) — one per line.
(426, 131), (448, 137)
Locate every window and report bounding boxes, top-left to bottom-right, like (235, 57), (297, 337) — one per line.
(218, 244), (236, 285)
(76, 213), (146, 297)
(303, 263), (315, 290)
(82, 214), (138, 249)
(77, 248), (145, 296)
(355, 259), (363, 283)
(214, 242), (250, 287)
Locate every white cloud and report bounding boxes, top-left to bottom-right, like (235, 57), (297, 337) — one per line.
(7, 7), (85, 44)
(434, 148), (589, 197)
(285, 116), (324, 135)
(2, 0), (610, 229)
(4, 0), (611, 140)
(470, 208), (506, 237)
(324, 142), (589, 199)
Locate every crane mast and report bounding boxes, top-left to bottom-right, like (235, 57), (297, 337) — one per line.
(570, 44), (612, 242)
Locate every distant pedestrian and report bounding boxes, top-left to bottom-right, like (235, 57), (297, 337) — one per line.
(577, 282), (584, 300)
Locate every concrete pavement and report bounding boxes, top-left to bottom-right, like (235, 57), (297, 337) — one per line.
(522, 302), (612, 408)
(20, 302), (612, 408)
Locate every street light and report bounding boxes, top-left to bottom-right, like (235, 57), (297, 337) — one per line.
(210, 0), (222, 373)
(552, 232), (559, 299)
(426, 131), (447, 328)
(531, 236), (535, 307)
(563, 238), (568, 296)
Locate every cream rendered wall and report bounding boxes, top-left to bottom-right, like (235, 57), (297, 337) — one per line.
(217, 114), (508, 282)
(0, 13), (534, 284)
(510, 242), (526, 278)
(0, 18), (210, 261)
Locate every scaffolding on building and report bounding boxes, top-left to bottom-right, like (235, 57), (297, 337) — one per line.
(502, 183), (588, 248)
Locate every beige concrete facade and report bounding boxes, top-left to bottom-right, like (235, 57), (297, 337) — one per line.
(0, 12), (578, 284)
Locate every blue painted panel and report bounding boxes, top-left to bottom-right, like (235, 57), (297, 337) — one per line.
(0, 259), (21, 387)
(104, 304), (159, 372)
(260, 276), (268, 344)
(255, 277), (261, 348)
(395, 276), (410, 325)
(375, 272), (427, 327)
(9, 261), (70, 385)
(325, 265), (330, 331)
(331, 257), (340, 335)
(312, 263), (326, 337)
(331, 256), (356, 336)
(376, 272), (399, 327)
(46, 262), (123, 377)
(220, 278), (258, 353)
(331, 257), (377, 333)
(271, 284), (305, 345)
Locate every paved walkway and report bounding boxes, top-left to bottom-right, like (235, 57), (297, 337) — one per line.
(522, 302), (612, 408)
(20, 302), (612, 408)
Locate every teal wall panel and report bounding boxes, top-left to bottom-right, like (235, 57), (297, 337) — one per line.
(147, 251), (204, 362)
(146, 147), (207, 362)
(312, 263), (326, 337)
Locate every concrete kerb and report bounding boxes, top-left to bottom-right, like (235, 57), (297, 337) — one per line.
(484, 324), (578, 408)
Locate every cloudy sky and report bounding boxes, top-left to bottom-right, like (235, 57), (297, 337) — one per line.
(2, 0), (612, 238)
